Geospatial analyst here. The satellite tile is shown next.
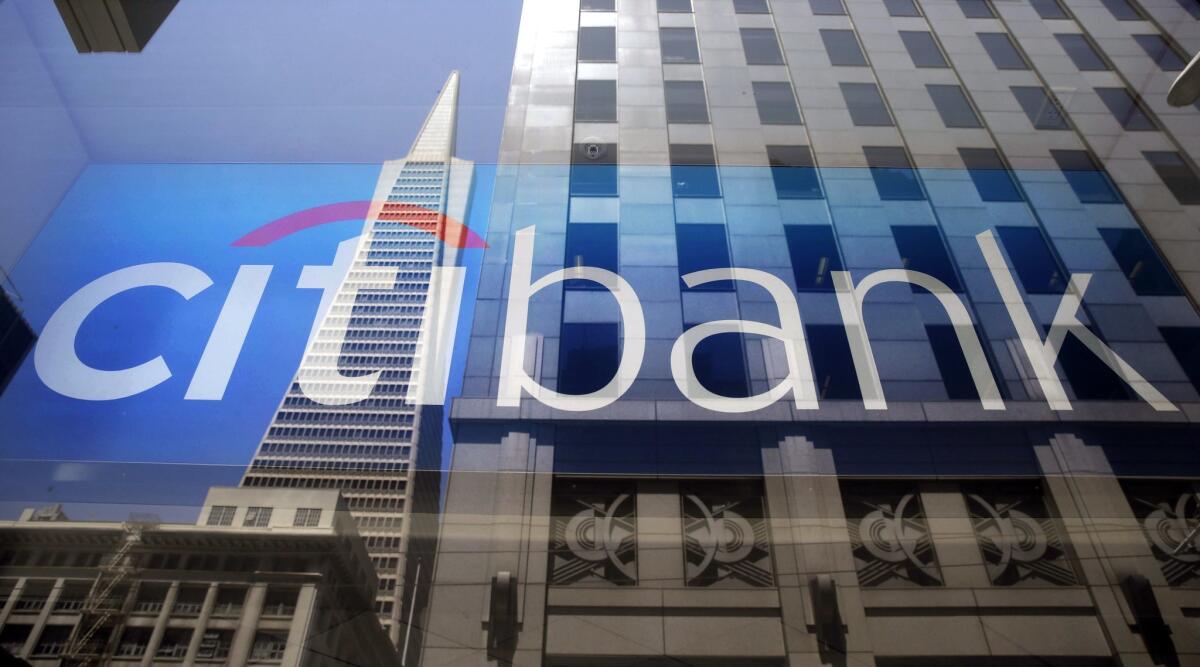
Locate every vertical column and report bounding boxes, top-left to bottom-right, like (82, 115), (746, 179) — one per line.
(280, 584), (317, 665)
(19, 578), (63, 659)
(182, 582), (218, 667)
(0, 578), (26, 628)
(227, 582), (266, 667)
(921, 483), (991, 589)
(140, 581), (180, 667)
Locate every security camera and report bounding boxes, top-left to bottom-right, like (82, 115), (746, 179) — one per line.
(1168, 50), (1200, 107)
(583, 143), (605, 160)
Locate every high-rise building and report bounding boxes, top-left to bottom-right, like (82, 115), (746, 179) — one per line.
(241, 72), (473, 650)
(423, 0), (1200, 665)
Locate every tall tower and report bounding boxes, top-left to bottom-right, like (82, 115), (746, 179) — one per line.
(242, 72), (472, 649)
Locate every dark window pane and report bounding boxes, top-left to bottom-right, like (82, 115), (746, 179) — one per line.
(807, 325), (862, 399)
(1058, 334), (1132, 400)
(1050, 150), (1121, 203)
(1031, 0), (1070, 19)
(1055, 34), (1110, 71)
(1095, 88), (1156, 130)
(1098, 228), (1182, 296)
(753, 81), (803, 124)
(741, 28), (784, 65)
(1174, 0), (1200, 19)
(900, 31), (948, 68)
(841, 82), (893, 126)
(1160, 327), (1200, 391)
(892, 225), (961, 291)
(995, 226), (1066, 294)
(1144, 151), (1200, 204)
(684, 324), (749, 397)
(1134, 34), (1186, 71)
(734, 0), (771, 12)
(676, 223), (733, 290)
(581, 0), (615, 10)
(570, 142), (618, 196)
(564, 223), (619, 291)
(575, 80), (617, 122)
(661, 27), (700, 63)
(1012, 86), (1070, 130)
(959, 148), (1022, 202)
(810, 0), (847, 14)
(959, 0), (996, 17)
(928, 84), (982, 128)
(784, 225), (842, 291)
(768, 145), (823, 199)
(865, 146), (924, 200)
(670, 144), (721, 198)
(1099, 0), (1145, 19)
(979, 32), (1030, 70)
(927, 324), (982, 400)
(579, 27), (616, 62)
(665, 81), (709, 123)
(658, 0), (693, 11)
(558, 323), (620, 395)
(821, 29), (868, 66)
(0, 320), (34, 395)
(885, 0), (922, 16)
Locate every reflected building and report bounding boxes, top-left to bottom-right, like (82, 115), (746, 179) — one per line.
(424, 0), (1200, 665)
(0, 287), (35, 397)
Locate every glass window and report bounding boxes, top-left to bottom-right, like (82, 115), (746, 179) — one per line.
(959, 148), (1022, 202)
(243, 507), (272, 527)
(807, 325), (862, 399)
(885, 0), (922, 16)
(1058, 335), (1131, 400)
(1055, 34), (1110, 71)
(575, 80), (617, 122)
(995, 226), (1065, 294)
(752, 81), (803, 124)
(841, 82), (893, 126)
(578, 27), (616, 62)
(1094, 88), (1156, 130)
(865, 146), (924, 201)
(1144, 151), (1200, 205)
(734, 0), (771, 12)
(1031, 0), (1071, 19)
(1011, 86), (1070, 130)
(670, 144), (721, 198)
(1134, 34), (1187, 71)
(1050, 150), (1121, 203)
(741, 28), (785, 65)
(927, 325), (984, 400)
(767, 145), (823, 199)
(959, 0), (996, 17)
(928, 84), (982, 128)
(661, 27), (701, 63)
(558, 323), (620, 395)
(1175, 0), (1200, 18)
(293, 508), (321, 527)
(1099, 0), (1145, 19)
(979, 33), (1030, 70)
(1098, 228), (1182, 296)
(900, 31), (949, 68)
(892, 226), (961, 291)
(784, 225), (842, 291)
(684, 322), (749, 397)
(581, 0), (616, 10)
(665, 81), (709, 123)
(676, 224), (734, 290)
(207, 505), (236, 526)
(570, 142), (618, 197)
(810, 0), (847, 15)
(658, 0), (692, 11)
(821, 29), (868, 66)
(1160, 328), (1200, 390)
(564, 223), (619, 290)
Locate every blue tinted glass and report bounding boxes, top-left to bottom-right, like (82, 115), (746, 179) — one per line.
(676, 223), (733, 291)
(1161, 327), (1200, 391)
(1050, 150), (1121, 204)
(767, 145), (822, 199)
(995, 226), (1066, 295)
(570, 143), (618, 196)
(806, 325), (862, 400)
(1058, 334), (1132, 400)
(558, 322), (620, 395)
(670, 144), (721, 198)
(864, 147), (924, 200)
(564, 223), (619, 290)
(1098, 228), (1181, 296)
(892, 226), (961, 291)
(959, 148), (1022, 202)
(927, 324), (983, 400)
(784, 225), (842, 291)
(685, 326), (750, 398)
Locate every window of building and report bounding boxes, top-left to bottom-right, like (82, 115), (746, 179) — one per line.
(841, 82), (893, 126)
(661, 27), (701, 63)
(1050, 149), (1121, 204)
(959, 0), (996, 17)
(865, 146), (924, 200)
(753, 81), (803, 124)
(684, 322), (750, 397)
(785, 225), (842, 291)
(1094, 87), (1156, 130)
(558, 322), (620, 395)
(575, 80), (617, 122)
(959, 148), (1022, 202)
(927, 324), (985, 400)
(293, 508), (321, 527)
(767, 145), (823, 199)
(928, 84), (982, 128)
(995, 226), (1065, 294)
(741, 28), (784, 64)
(658, 0), (693, 11)
(892, 226), (961, 291)
(1100, 0), (1145, 19)
(1012, 86), (1070, 130)
(579, 27), (616, 62)
(1175, 0), (1200, 18)
(979, 32), (1030, 70)
(1160, 327), (1200, 390)
(821, 29), (868, 66)
(734, 0), (771, 12)
(1134, 34), (1187, 70)
(1031, 0), (1071, 19)
(670, 144), (721, 198)
(243, 506), (272, 527)
(676, 224), (734, 290)
(1058, 334), (1132, 400)
(665, 81), (709, 123)
(900, 31), (949, 68)
(1055, 34), (1110, 71)
(582, 0), (616, 10)
(807, 325), (862, 399)
(570, 142), (618, 197)
(565, 223), (619, 290)
(885, 0), (922, 16)
(1098, 228), (1181, 296)
(206, 505), (235, 526)
(1144, 151), (1200, 204)
(810, 0), (847, 13)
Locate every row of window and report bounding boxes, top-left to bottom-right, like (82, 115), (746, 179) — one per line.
(250, 459), (408, 472)
(242, 475), (406, 492)
(260, 443), (411, 458)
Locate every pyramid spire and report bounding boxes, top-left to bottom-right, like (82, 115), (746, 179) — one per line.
(407, 71), (459, 162)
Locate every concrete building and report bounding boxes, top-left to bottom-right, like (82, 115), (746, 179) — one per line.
(422, 0), (1200, 665)
(0, 487), (397, 666)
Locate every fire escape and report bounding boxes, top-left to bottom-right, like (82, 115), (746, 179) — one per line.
(60, 522), (147, 666)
